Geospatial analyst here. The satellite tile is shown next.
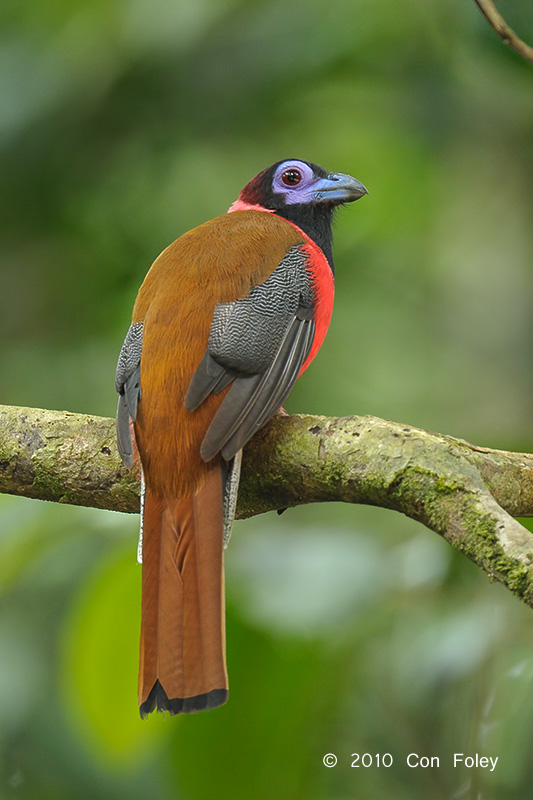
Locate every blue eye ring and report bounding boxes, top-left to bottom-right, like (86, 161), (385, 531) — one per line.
(271, 160), (315, 200)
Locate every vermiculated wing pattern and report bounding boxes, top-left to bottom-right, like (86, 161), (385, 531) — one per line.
(185, 244), (317, 461)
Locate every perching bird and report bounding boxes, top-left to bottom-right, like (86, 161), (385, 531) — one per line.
(115, 159), (367, 717)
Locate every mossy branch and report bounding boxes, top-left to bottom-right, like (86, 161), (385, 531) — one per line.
(1, 404), (533, 606)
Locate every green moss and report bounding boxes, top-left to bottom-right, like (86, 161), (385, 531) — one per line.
(31, 450), (65, 500)
(435, 475), (464, 494)
(459, 504), (533, 601)
(462, 505), (497, 543)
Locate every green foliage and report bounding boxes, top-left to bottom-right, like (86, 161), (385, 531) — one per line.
(60, 542), (165, 761)
(1, 0), (533, 797)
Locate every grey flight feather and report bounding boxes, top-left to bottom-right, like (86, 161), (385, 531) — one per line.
(202, 315), (315, 461)
(115, 321), (144, 467)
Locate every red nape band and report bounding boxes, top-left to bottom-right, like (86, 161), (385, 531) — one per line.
(227, 199), (275, 214)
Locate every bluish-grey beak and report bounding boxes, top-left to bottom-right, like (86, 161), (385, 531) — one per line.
(313, 172), (368, 203)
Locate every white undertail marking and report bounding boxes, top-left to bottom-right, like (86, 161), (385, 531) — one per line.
(137, 468), (145, 564)
(223, 449), (242, 548)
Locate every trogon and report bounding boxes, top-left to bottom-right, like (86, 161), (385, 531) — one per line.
(115, 159), (367, 717)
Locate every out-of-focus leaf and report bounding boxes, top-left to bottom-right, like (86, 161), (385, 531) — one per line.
(60, 543), (167, 764)
(227, 521), (387, 637)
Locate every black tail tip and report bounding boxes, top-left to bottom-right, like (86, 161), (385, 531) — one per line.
(140, 681), (228, 718)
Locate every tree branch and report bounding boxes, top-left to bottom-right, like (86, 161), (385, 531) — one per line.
(1, 404), (533, 606)
(473, 0), (533, 64)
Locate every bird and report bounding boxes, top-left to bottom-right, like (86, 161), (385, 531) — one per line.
(115, 158), (367, 717)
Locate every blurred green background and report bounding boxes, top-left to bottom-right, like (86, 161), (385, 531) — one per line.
(1, 1), (532, 798)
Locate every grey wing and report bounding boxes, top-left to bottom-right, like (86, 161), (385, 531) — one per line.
(115, 321), (143, 467)
(185, 244), (316, 462)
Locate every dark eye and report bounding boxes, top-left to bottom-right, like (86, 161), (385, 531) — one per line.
(281, 169), (302, 186)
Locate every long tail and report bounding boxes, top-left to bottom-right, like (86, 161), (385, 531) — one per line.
(138, 464), (228, 717)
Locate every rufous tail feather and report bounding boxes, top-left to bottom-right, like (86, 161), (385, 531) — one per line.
(138, 464), (228, 717)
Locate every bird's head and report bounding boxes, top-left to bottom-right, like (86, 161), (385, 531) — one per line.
(233, 159), (367, 212)
(229, 159), (368, 269)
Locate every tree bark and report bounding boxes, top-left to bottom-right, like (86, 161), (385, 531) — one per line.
(1, 403), (532, 606)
